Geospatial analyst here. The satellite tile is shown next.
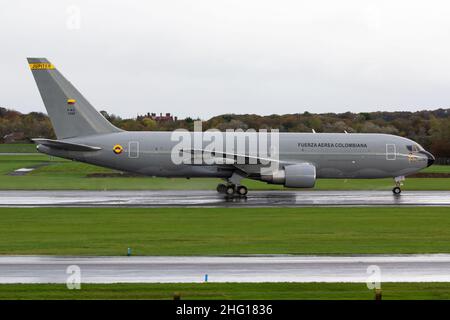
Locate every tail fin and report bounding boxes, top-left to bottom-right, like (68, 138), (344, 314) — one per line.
(27, 58), (121, 139)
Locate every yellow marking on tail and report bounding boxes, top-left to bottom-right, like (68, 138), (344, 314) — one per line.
(29, 63), (55, 70)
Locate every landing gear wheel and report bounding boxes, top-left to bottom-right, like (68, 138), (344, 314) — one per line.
(216, 184), (227, 193)
(225, 185), (235, 196)
(237, 186), (248, 196)
(392, 186), (401, 195)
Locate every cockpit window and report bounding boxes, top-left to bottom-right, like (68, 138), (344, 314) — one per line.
(406, 145), (421, 152)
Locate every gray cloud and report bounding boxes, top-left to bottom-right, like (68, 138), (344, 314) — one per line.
(1, 0), (450, 119)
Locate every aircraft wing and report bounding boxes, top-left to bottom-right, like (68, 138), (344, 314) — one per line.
(182, 148), (280, 165)
(181, 149), (295, 171)
(32, 138), (102, 152)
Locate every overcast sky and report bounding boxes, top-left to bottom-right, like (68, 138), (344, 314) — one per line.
(2, 0), (450, 119)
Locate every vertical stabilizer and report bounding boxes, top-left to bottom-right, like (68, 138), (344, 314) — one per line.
(27, 58), (121, 139)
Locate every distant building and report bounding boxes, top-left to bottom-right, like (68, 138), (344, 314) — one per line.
(144, 112), (177, 122)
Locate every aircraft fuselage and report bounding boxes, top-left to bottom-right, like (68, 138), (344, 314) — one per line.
(37, 131), (433, 180)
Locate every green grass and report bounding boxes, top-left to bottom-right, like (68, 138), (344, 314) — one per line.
(0, 207), (449, 255)
(0, 155), (449, 190)
(421, 165), (450, 173)
(0, 283), (449, 300)
(0, 154), (61, 175)
(0, 144), (38, 153)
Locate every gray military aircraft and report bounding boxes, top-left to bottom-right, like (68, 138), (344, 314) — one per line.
(27, 58), (434, 196)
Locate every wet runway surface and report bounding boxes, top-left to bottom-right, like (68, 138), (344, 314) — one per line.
(0, 190), (449, 207)
(0, 255), (449, 283)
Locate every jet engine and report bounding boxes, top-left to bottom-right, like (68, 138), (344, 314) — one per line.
(261, 163), (316, 188)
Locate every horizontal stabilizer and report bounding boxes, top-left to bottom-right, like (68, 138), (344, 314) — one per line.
(32, 138), (102, 152)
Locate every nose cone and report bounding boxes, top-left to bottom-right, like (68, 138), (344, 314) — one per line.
(427, 153), (435, 167)
(422, 150), (435, 167)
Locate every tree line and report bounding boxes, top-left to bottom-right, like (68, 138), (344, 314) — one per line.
(1, 107), (449, 159)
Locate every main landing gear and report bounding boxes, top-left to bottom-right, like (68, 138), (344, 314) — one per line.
(392, 176), (405, 195)
(217, 171), (248, 197)
(217, 183), (248, 196)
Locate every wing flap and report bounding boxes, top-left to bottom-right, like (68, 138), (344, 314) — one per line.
(183, 149), (279, 165)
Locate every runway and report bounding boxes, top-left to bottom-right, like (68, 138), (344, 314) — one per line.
(0, 190), (449, 207)
(0, 255), (449, 283)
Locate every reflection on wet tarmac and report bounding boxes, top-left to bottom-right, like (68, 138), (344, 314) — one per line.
(0, 190), (448, 207)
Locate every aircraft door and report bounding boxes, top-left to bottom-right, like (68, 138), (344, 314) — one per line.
(128, 141), (139, 158)
(386, 144), (396, 160)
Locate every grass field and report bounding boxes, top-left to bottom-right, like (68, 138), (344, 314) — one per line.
(422, 165), (450, 173)
(0, 143), (37, 153)
(0, 154), (449, 190)
(1, 146), (448, 301)
(0, 283), (449, 300)
(0, 207), (448, 255)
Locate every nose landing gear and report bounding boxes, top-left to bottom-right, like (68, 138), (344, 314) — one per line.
(392, 176), (405, 195)
(392, 186), (401, 195)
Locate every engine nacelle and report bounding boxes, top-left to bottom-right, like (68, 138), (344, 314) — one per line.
(261, 163), (316, 188)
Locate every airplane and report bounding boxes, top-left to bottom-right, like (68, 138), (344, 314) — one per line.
(27, 58), (435, 196)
